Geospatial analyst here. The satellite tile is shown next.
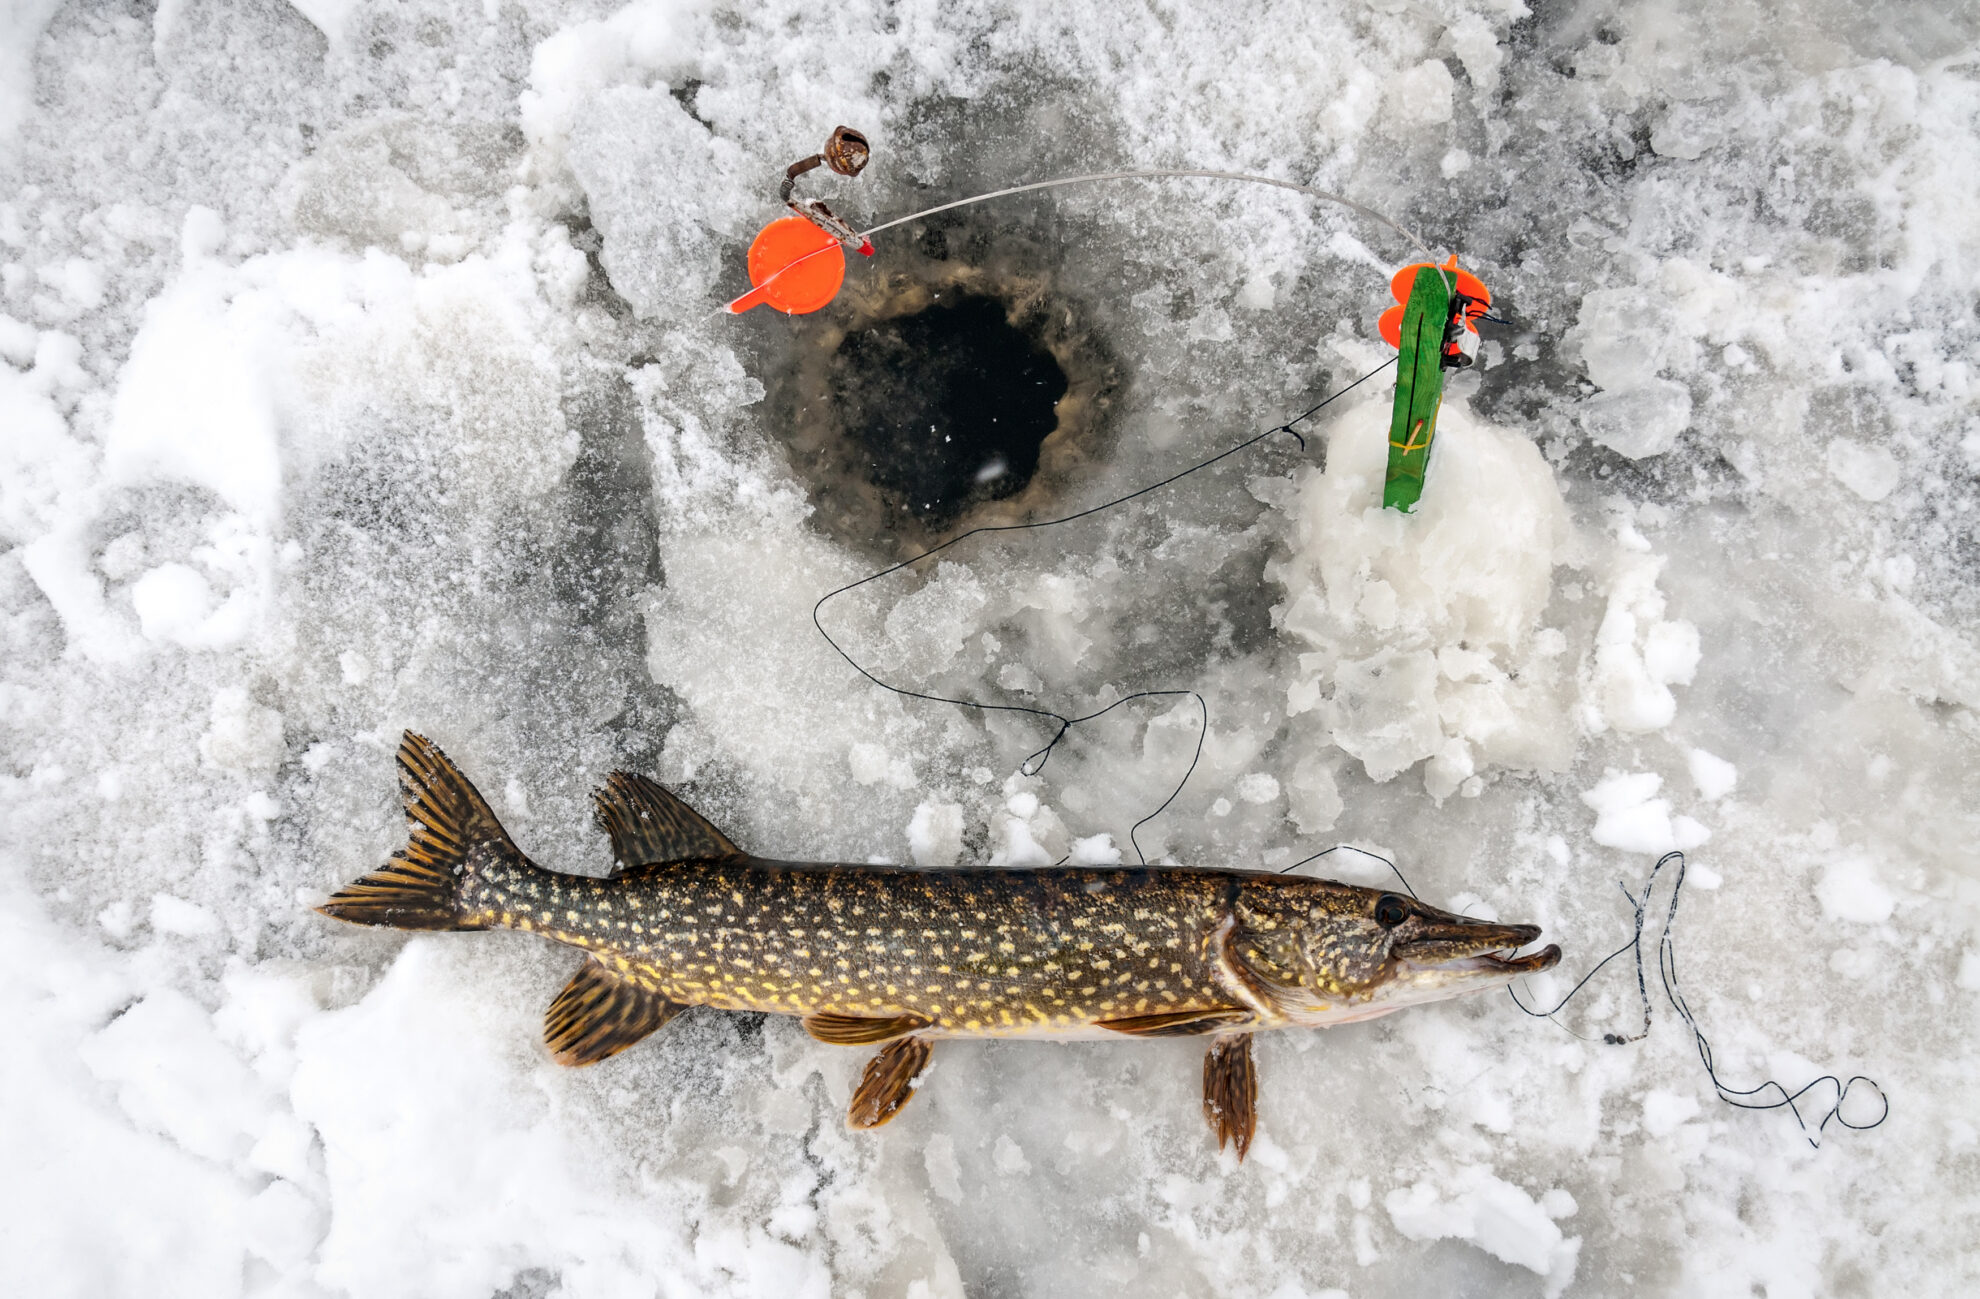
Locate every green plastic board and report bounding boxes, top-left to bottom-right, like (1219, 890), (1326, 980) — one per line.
(1384, 265), (1450, 512)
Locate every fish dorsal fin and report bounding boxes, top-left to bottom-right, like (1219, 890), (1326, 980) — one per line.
(592, 772), (742, 871)
(847, 1036), (933, 1129)
(1094, 1008), (1252, 1037)
(802, 1011), (931, 1045)
(544, 959), (683, 1066)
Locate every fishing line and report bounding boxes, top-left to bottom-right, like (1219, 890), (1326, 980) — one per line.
(1278, 843), (1418, 901)
(812, 358), (1396, 866)
(855, 169), (1439, 264)
(727, 166), (1454, 318)
(1509, 850), (1889, 1146)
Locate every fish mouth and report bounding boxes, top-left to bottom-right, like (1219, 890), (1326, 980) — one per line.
(1396, 920), (1562, 976)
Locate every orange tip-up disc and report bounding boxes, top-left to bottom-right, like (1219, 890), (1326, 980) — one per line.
(1388, 257), (1489, 309)
(728, 216), (848, 315)
(1377, 257), (1491, 350)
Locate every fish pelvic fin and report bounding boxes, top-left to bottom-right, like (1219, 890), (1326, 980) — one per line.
(1202, 1032), (1258, 1162)
(315, 732), (516, 931)
(544, 959), (683, 1066)
(1095, 1008), (1252, 1037)
(802, 1011), (931, 1045)
(848, 1036), (933, 1129)
(592, 771), (742, 870)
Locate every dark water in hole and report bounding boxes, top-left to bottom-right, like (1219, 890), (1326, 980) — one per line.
(824, 293), (1070, 524)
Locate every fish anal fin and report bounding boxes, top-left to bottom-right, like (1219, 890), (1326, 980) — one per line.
(544, 958), (682, 1066)
(592, 772), (742, 871)
(802, 1011), (931, 1045)
(848, 1036), (932, 1129)
(1095, 1008), (1251, 1038)
(1202, 1032), (1258, 1161)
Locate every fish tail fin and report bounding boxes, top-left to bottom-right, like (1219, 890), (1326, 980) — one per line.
(316, 732), (516, 932)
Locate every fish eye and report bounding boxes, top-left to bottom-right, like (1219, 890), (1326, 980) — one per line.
(1374, 894), (1409, 928)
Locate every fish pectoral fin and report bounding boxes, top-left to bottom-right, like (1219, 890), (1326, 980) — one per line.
(592, 771), (743, 871)
(544, 959), (682, 1066)
(1202, 1032), (1259, 1162)
(1094, 1008), (1252, 1037)
(847, 1036), (933, 1129)
(801, 1011), (931, 1045)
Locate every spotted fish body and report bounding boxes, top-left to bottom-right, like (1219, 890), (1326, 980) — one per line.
(320, 734), (1560, 1156)
(472, 861), (1248, 1037)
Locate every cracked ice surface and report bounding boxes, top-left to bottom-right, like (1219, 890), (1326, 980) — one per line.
(2, 1), (1978, 1296)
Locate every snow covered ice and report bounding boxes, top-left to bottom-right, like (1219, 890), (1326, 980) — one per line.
(4, 1), (1978, 1295)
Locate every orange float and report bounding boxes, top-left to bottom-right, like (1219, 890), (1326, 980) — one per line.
(727, 216), (856, 315)
(1377, 256), (1490, 354)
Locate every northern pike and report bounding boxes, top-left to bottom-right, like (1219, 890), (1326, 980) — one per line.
(319, 734), (1560, 1157)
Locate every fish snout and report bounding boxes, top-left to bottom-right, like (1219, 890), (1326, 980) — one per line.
(1396, 915), (1558, 972)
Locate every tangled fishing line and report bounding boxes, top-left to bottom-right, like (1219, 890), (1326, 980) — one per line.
(1510, 850), (1889, 1147)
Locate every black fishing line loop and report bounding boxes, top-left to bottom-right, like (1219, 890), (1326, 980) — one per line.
(1278, 843), (1418, 901)
(1508, 851), (1889, 1146)
(810, 359), (1397, 866)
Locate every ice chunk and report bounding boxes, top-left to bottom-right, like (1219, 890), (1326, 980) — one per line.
(1584, 538), (1698, 734)
(130, 562), (216, 644)
(1234, 772), (1281, 805)
(150, 894), (221, 937)
(1066, 833), (1122, 866)
(1385, 1165), (1580, 1294)
(1643, 619), (1701, 686)
(923, 1134), (963, 1204)
(1284, 755), (1343, 834)
(286, 0), (356, 49)
(906, 801), (964, 868)
(1274, 400), (1574, 784)
(1816, 856), (1895, 924)
(1580, 379), (1693, 459)
(849, 741), (915, 789)
(1641, 1089), (1701, 1136)
(1390, 59), (1455, 125)
(992, 1133), (1032, 1175)
(1687, 748), (1738, 800)
(1826, 438), (1901, 502)
(1330, 649), (1444, 781)
(1446, 15), (1505, 99)
(106, 259), (283, 524)
(198, 688), (285, 776)
(1581, 771), (1709, 854)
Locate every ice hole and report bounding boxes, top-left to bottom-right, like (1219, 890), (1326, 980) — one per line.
(762, 221), (1120, 556)
(826, 292), (1069, 524)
